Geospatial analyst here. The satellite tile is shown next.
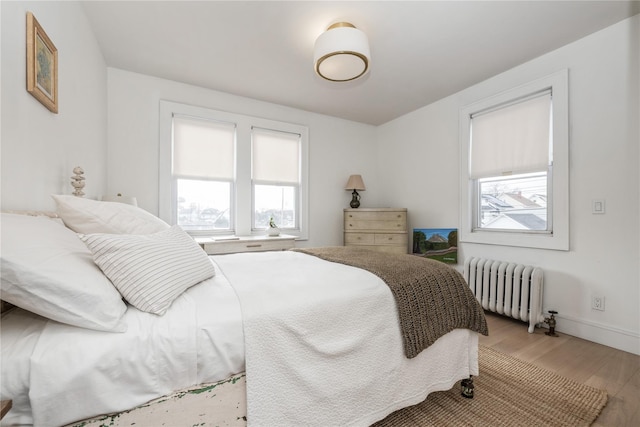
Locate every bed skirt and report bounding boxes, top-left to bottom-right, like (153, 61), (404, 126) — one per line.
(65, 373), (247, 427)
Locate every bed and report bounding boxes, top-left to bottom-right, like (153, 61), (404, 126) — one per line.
(1, 195), (488, 427)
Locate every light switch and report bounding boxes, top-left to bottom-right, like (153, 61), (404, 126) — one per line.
(592, 199), (605, 214)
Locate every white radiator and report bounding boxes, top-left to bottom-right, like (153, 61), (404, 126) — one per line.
(463, 257), (544, 333)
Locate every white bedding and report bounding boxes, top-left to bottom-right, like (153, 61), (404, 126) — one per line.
(1, 251), (479, 427)
(214, 251), (479, 427)
(0, 262), (245, 427)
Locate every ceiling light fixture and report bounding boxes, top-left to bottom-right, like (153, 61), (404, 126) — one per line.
(314, 22), (370, 82)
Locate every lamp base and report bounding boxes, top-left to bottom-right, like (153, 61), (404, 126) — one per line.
(350, 190), (361, 208)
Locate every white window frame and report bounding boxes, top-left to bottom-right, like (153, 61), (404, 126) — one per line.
(250, 126), (302, 231)
(159, 100), (309, 239)
(459, 70), (569, 250)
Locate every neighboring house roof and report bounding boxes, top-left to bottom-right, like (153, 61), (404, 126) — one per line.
(502, 192), (541, 208)
(529, 194), (547, 207)
(481, 194), (512, 210)
(484, 213), (546, 230)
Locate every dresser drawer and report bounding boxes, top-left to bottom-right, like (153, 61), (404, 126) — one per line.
(344, 232), (375, 245)
(345, 220), (406, 231)
(344, 211), (407, 231)
(374, 233), (408, 246)
(345, 210), (406, 222)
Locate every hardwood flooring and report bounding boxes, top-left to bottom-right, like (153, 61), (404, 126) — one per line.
(479, 313), (640, 427)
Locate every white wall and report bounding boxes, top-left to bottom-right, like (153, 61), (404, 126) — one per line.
(106, 68), (379, 247)
(0, 1), (107, 210)
(377, 15), (640, 354)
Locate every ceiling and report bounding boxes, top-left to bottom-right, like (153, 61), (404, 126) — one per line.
(81, 1), (640, 125)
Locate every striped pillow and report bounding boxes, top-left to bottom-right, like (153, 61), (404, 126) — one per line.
(80, 225), (215, 315)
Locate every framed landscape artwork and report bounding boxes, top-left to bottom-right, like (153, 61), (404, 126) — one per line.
(26, 12), (58, 113)
(412, 228), (458, 264)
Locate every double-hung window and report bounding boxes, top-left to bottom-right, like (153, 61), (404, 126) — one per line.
(251, 128), (300, 229)
(170, 116), (235, 232)
(159, 101), (309, 238)
(459, 70), (569, 250)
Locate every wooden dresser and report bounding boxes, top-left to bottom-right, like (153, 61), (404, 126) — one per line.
(343, 208), (408, 254)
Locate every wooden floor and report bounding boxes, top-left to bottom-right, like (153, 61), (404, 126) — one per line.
(479, 313), (640, 427)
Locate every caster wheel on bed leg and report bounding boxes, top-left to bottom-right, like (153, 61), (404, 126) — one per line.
(461, 376), (474, 399)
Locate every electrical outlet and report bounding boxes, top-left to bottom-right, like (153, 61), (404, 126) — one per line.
(592, 199), (606, 214)
(592, 295), (605, 311)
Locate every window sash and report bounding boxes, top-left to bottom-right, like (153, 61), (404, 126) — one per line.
(175, 177), (233, 232)
(473, 172), (550, 233)
(252, 183), (298, 230)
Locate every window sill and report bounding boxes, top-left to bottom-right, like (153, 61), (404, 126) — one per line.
(460, 229), (568, 251)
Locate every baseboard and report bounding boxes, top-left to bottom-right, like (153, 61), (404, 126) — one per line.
(539, 313), (640, 355)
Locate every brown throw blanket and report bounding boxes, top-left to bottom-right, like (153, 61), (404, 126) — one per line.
(292, 247), (488, 358)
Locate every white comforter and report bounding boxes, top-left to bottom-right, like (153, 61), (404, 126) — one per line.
(1, 251), (478, 427)
(214, 251), (479, 427)
(0, 262), (245, 427)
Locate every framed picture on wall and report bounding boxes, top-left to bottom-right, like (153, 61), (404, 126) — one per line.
(412, 228), (458, 264)
(26, 11), (58, 113)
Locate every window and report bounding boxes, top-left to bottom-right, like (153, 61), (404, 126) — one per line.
(159, 101), (309, 239)
(459, 70), (569, 250)
(472, 91), (551, 232)
(252, 128), (300, 229)
(172, 116), (235, 232)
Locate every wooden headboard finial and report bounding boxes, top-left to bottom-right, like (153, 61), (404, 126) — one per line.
(71, 166), (85, 197)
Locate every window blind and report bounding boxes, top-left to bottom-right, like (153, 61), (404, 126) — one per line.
(172, 116), (235, 180)
(470, 91), (551, 179)
(252, 128), (300, 184)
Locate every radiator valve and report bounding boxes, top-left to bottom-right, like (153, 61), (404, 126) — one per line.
(544, 310), (559, 337)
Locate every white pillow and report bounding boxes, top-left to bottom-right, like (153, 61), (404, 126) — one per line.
(79, 225), (215, 315)
(0, 213), (128, 332)
(52, 194), (169, 235)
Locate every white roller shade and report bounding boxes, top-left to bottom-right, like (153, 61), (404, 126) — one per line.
(173, 116), (235, 179)
(470, 91), (551, 179)
(252, 128), (300, 184)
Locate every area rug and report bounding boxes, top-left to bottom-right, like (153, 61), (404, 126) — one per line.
(69, 346), (607, 427)
(374, 345), (608, 427)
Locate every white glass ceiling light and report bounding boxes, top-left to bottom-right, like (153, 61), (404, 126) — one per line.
(314, 22), (370, 82)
